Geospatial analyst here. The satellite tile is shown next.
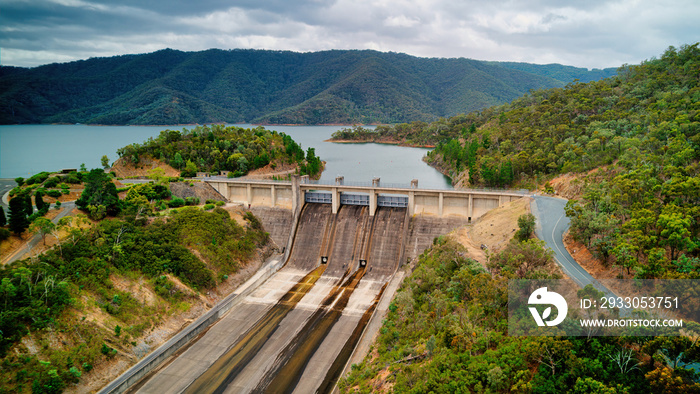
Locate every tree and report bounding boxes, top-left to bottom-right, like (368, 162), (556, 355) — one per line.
(35, 189), (48, 213)
(29, 217), (55, 246)
(8, 192), (30, 237)
(76, 168), (120, 217)
(516, 213), (536, 241)
(657, 209), (696, 261)
(0, 206), (6, 227)
(182, 160), (198, 177)
(171, 152), (184, 169)
(101, 155), (110, 169)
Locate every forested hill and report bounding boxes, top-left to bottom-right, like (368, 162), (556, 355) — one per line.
(382, 43), (700, 279)
(0, 49), (615, 125)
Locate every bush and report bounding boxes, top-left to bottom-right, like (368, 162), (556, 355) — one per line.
(87, 205), (107, 220)
(185, 197), (200, 206)
(515, 213), (536, 242)
(215, 201), (225, 206)
(44, 176), (60, 188)
(0, 228), (11, 241)
(64, 172), (82, 184)
(168, 197), (185, 208)
(46, 189), (62, 198)
(203, 204), (215, 211)
(25, 172), (50, 185)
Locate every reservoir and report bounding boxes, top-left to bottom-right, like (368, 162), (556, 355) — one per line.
(0, 124), (452, 189)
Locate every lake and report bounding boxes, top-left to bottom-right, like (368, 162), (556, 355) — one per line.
(0, 124), (453, 189)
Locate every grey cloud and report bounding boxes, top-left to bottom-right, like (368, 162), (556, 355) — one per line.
(1, 0), (698, 69)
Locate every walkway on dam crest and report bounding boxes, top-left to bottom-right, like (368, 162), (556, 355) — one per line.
(205, 177), (528, 221)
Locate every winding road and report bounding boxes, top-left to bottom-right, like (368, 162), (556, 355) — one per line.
(531, 195), (618, 299)
(1, 178), (77, 265)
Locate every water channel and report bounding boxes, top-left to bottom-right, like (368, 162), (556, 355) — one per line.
(0, 124), (453, 189)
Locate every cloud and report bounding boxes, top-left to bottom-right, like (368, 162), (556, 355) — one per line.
(1, 0), (698, 68)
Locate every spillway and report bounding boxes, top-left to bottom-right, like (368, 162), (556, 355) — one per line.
(134, 204), (407, 394)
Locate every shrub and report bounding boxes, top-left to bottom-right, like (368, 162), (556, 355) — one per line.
(64, 172), (82, 184)
(44, 176), (60, 188)
(46, 189), (62, 198)
(25, 172), (50, 185)
(168, 197), (185, 208)
(516, 213), (536, 242)
(203, 204), (215, 211)
(0, 228), (11, 241)
(87, 204), (107, 220)
(185, 197), (200, 206)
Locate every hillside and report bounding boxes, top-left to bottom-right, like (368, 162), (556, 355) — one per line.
(0, 49), (615, 126)
(347, 43), (700, 282)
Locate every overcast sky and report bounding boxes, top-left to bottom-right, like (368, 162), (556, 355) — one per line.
(2, 0), (699, 69)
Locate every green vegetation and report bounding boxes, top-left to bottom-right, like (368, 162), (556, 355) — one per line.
(0, 49), (615, 126)
(338, 44), (700, 392)
(351, 44), (700, 280)
(341, 237), (700, 393)
(76, 169), (120, 219)
(423, 44), (699, 187)
(515, 213), (536, 242)
(0, 207), (269, 393)
(0, 124), (285, 392)
(8, 190), (32, 236)
(116, 124), (322, 178)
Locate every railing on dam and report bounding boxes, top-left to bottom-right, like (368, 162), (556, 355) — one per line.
(207, 175), (530, 196)
(205, 176), (531, 220)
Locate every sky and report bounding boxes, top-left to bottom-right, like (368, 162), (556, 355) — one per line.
(1, 0), (699, 69)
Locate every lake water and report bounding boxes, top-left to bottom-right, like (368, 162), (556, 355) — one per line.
(0, 124), (452, 189)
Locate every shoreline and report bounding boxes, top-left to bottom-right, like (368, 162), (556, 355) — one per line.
(3, 122), (383, 128)
(324, 138), (435, 148)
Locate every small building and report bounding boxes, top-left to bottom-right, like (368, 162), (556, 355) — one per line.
(220, 170), (231, 177)
(196, 172), (211, 178)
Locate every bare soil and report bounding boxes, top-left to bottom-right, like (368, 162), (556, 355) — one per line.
(562, 230), (633, 280)
(244, 161), (299, 179)
(170, 182), (226, 202)
(447, 197), (531, 269)
(546, 164), (622, 200)
(111, 156), (180, 178)
(469, 197), (532, 254)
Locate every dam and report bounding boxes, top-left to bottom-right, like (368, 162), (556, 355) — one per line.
(104, 177), (527, 393)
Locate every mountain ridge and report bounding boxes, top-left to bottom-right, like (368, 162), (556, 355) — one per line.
(0, 48), (617, 125)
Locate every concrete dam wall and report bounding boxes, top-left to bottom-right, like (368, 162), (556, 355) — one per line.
(130, 202), (408, 394)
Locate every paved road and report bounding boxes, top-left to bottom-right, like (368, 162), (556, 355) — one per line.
(531, 196), (620, 300)
(531, 196), (596, 286)
(0, 178), (16, 217)
(2, 201), (76, 265)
